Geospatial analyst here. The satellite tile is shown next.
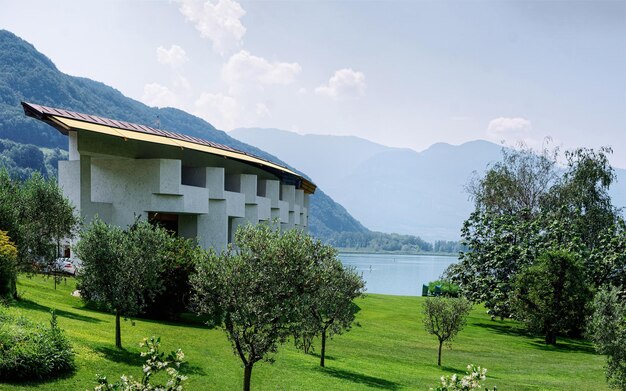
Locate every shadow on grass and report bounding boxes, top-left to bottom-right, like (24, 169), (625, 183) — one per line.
(0, 365), (76, 386)
(94, 345), (145, 367)
(529, 339), (596, 354)
(14, 298), (102, 323)
(179, 363), (207, 376)
(475, 321), (597, 354)
(473, 321), (532, 338)
(316, 367), (400, 390)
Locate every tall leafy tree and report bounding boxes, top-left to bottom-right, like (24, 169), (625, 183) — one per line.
(449, 145), (624, 326)
(512, 250), (591, 344)
(0, 170), (78, 297)
(75, 219), (169, 348)
(19, 172), (79, 273)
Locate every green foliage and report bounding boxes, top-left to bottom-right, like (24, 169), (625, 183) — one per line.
(588, 286), (626, 390)
(0, 231), (17, 300)
(0, 308), (75, 381)
(143, 236), (204, 320)
(512, 250), (591, 344)
(422, 296), (472, 366)
(0, 169), (78, 285)
(325, 230), (434, 252)
(94, 336), (187, 391)
(427, 280), (460, 298)
(75, 218), (171, 348)
(431, 364), (496, 391)
(292, 242), (365, 366)
(449, 145), (625, 330)
(191, 223), (343, 390)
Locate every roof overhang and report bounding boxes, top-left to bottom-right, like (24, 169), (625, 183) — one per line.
(22, 101), (316, 194)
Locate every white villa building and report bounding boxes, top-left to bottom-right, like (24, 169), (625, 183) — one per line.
(22, 102), (315, 254)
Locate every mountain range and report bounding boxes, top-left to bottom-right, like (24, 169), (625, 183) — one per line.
(231, 128), (626, 241)
(0, 29), (366, 240)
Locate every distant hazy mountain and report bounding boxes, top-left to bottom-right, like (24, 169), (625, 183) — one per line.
(0, 29), (367, 239)
(231, 128), (626, 241)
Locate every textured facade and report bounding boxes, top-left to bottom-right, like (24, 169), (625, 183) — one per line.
(23, 102), (313, 253)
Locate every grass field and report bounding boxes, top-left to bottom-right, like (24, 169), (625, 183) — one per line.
(1, 275), (610, 390)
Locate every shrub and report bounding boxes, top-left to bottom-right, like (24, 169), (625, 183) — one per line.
(0, 308), (75, 381)
(143, 236), (204, 320)
(93, 336), (187, 391)
(428, 280), (460, 297)
(431, 364), (496, 391)
(0, 231), (17, 300)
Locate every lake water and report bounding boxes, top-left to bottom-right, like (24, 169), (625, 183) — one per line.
(338, 253), (459, 296)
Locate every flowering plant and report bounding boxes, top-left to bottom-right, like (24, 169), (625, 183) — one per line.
(431, 364), (496, 391)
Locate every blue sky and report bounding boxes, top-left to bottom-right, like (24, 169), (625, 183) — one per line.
(1, 0), (625, 166)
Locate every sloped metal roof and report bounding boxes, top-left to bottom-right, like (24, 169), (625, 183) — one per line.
(22, 101), (316, 194)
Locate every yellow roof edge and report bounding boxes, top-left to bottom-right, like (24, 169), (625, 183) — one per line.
(51, 115), (316, 193)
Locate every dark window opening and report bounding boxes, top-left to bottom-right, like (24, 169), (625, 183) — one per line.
(149, 212), (179, 235)
(181, 166), (206, 188)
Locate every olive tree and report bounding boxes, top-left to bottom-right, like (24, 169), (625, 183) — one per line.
(75, 218), (169, 348)
(190, 224), (319, 391)
(422, 296), (472, 366)
(588, 286), (626, 390)
(293, 244), (365, 367)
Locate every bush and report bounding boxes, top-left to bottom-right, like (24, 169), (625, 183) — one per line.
(428, 280), (460, 297)
(0, 308), (75, 381)
(143, 237), (204, 320)
(0, 231), (17, 300)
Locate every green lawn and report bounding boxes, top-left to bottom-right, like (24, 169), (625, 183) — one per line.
(1, 275), (609, 390)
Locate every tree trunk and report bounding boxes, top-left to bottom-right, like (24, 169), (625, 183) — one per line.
(115, 310), (122, 349)
(320, 327), (327, 367)
(243, 363), (253, 391)
(438, 340), (443, 366)
(545, 331), (557, 345)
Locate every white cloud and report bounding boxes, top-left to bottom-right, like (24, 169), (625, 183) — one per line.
(315, 68), (366, 99)
(194, 92), (238, 130)
(177, 0), (246, 56)
(156, 45), (189, 67)
(222, 50), (301, 87)
(142, 83), (179, 108)
(487, 116), (532, 138)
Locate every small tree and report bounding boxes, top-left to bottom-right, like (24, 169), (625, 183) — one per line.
(293, 244), (365, 367)
(191, 224), (316, 391)
(588, 286), (626, 391)
(18, 173), (79, 273)
(512, 250), (590, 344)
(75, 218), (169, 348)
(423, 296), (472, 366)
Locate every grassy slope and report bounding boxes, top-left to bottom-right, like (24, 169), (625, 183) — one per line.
(2, 276), (609, 391)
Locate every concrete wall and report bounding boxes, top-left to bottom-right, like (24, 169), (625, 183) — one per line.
(59, 131), (310, 254)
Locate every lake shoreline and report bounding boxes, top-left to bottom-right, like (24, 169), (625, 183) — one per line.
(338, 253), (458, 296)
(336, 248), (460, 257)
